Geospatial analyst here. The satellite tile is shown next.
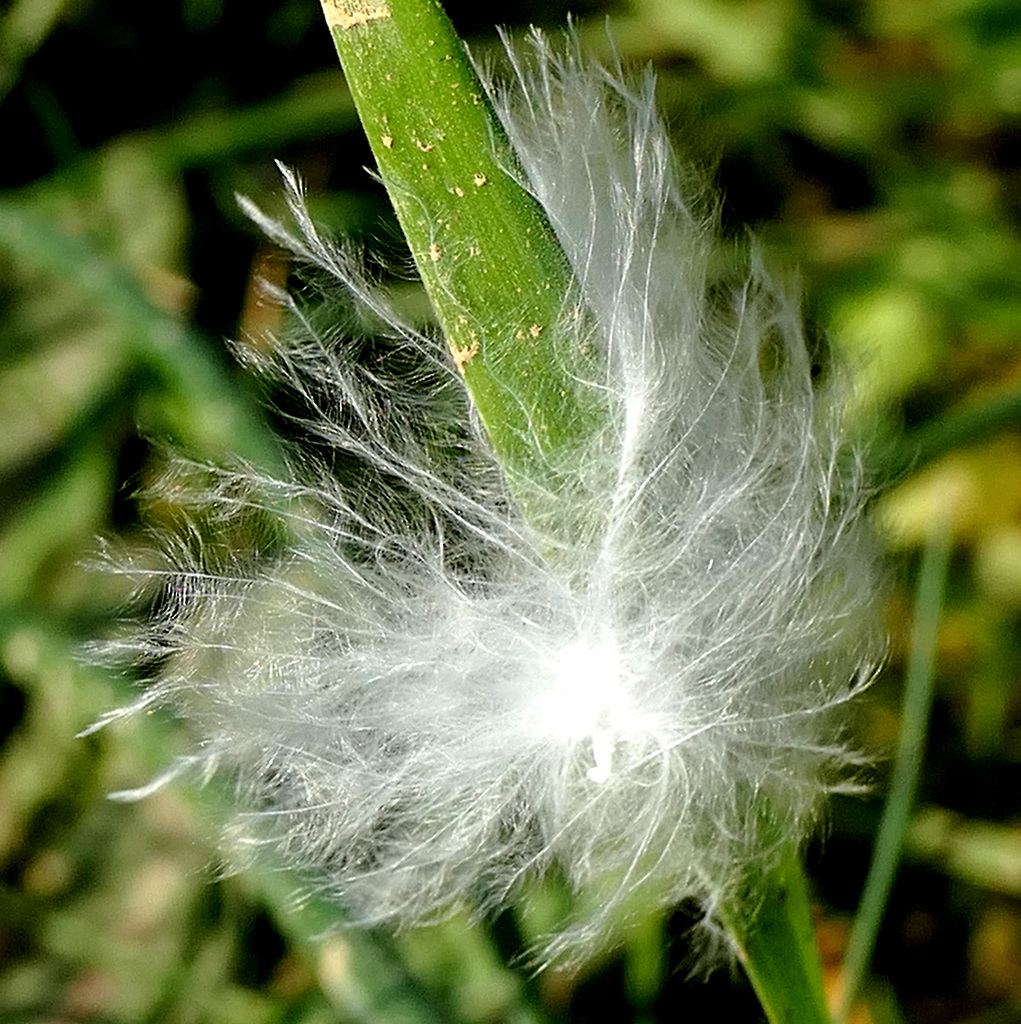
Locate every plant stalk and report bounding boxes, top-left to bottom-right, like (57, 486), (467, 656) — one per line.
(318, 3), (836, 1020)
(319, 0), (607, 516)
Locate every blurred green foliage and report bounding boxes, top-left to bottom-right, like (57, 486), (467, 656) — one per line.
(2, 1), (1021, 1022)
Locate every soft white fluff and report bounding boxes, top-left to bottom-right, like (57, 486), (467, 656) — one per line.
(91, 32), (880, 960)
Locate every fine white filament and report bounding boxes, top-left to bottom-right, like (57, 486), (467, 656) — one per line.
(91, 32), (881, 961)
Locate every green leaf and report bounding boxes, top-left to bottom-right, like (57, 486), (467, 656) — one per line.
(721, 841), (832, 1024)
(318, 0), (607, 519)
(836, 514), (952, 1021)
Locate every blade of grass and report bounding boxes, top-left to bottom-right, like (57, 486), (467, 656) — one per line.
(148, 71), (357, 170)
(0, 199), (282, 472)
(836, 513), (952, 1021)
(720, 841), (832, 1024)
(317, 0), (607, 521)
(872, 388), (1021, 483)
(0, 0), (73, 104)
(15, 71), (358, 212)
(318, 3), (841, 1020)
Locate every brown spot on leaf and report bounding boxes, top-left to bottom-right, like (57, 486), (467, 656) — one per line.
(450, 340), (480, 372)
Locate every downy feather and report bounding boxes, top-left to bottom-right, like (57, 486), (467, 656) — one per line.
(90, 31), (881, 961)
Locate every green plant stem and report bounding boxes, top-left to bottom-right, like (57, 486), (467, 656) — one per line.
(320, 4), (838, 1020)
(836, 514), (952, 1021)
(720, 841), (832, 1024)
(318, 0), (607, 515)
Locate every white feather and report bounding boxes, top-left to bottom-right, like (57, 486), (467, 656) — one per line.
(94, 31), (882, 961)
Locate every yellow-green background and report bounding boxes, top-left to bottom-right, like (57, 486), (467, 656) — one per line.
(2, 0), (1021, 1021)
